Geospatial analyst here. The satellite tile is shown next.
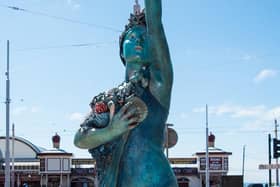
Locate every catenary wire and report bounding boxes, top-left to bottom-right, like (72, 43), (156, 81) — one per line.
(0, 4), (122, 33)
(14, 41), (117, 52)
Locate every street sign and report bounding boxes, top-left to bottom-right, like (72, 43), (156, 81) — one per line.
(259, 164), (280, 169)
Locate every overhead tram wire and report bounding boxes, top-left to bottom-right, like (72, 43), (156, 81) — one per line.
(14, 41), (117, 52)
(178, 129), (273, 134)
(0, 4), (122, 33)
(50, 128), (274, 136)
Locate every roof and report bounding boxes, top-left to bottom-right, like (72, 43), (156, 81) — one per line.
(0, 136), (47, 160)
(0, 136), (46, 154)
(195, 146), (232, 156)
(3, 161), (40, 166)
(37, 148), (73, 156)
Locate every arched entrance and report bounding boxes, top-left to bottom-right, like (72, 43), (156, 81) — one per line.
(71, 177), (95, 187)
(178, 177), (190, 187)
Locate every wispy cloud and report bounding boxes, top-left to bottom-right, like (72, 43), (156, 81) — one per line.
(69, 112), (84, 121)
(254, 69), (278, 83)
(12, 106), (40, 116)
(193, 104), (280, 130)
(67, 0), (81, 9)
(31, 106), (40, 113)
(12, 106), (28, 116)
(179, 112), (189, 119)
(241, 54), (257, 61)
(193, 104), (266, 118)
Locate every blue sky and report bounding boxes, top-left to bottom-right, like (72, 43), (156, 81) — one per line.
(0, 0), (280, 183)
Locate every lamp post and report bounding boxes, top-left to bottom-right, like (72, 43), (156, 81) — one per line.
(5, 40), (11, 187)
(205, 104), (210, 187)
(275, 119), (279, 186)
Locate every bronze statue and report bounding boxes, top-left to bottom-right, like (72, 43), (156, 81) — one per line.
(74, 0), (178, 186)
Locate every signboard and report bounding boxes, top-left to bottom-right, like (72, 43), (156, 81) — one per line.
(172, 167), (198, 175)
(200, 157), (228, 171)
(259, 164), (280, 169)
(71, 168), (95, 175)
(169, 157), (197, 164)
(164, 128), (178, 148)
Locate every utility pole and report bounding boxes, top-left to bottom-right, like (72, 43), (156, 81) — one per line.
(269, 134), (272, 187)
(275, 119), (279, 186)
(5, 40), (11, 187)
(205, 104), (210, 187)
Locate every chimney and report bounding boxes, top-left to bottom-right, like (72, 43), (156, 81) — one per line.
(208, 132), (215, 147)
(52, 133), (60, 149)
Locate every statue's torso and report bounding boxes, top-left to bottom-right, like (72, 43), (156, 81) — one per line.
(89, 68), (177, 187)
(116, 89), (177, 187)
(99, 89), (177, 187)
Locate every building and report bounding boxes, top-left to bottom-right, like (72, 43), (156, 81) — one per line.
(0, 133), (232, 187)
(0, 134), (95, 187)
(169, 133), (233, 187)
(195, 133), (232, 187)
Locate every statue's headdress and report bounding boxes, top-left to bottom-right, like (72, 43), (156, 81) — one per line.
(119, 1), (146, 65)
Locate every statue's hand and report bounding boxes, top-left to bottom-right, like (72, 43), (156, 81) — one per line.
(109, 102), (139, 134)
(109, 97), (148, 135)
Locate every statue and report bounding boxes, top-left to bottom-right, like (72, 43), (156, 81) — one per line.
(74, 0), (178, 186)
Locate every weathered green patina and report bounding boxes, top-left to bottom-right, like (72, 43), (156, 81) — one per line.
(74, 1), (177, 186)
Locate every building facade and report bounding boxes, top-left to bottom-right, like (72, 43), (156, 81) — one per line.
(0, 135), (96, 187)
(0, 133), (232, 187)
(195, 133), (232, 187)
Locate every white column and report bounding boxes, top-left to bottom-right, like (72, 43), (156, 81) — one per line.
(16, 174), (20, 187)
(67, 174), (70, 187)
(60, 173), (63, 187)
(40, 174), (42, 187)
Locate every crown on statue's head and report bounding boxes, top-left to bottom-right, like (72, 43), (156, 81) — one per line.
(126, 0), (145, 30)
(133, 0), (141, 15)
(125, 11), (146, 30)
(119, 1), (146, 65)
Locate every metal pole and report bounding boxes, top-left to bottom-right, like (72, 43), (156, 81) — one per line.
(205, 104), (210, 187)
(242, 145), (246, 176)
(165, 123), (174, 160)
(242, 145), (246, 179)
(11, 123), (15, 187)
(5, 40), (11, 187)
(269, 134), (272, 187)
(275, 119), (279, 186)
(166, 124), (169, 159)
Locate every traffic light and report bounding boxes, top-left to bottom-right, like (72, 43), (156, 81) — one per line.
(273, 138), (280, 158)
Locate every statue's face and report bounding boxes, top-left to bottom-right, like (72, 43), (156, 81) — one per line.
(122, 26), (149, 79)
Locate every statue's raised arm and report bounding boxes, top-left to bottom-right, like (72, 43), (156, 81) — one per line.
(145, 0), (173, 110)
